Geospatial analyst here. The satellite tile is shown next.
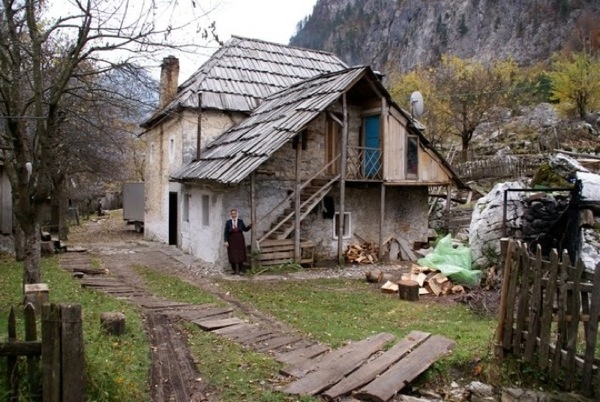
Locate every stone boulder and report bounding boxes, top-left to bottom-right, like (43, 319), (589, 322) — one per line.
(469, 181), (527, 268)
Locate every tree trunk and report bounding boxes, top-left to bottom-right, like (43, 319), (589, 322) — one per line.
(13, 218), (25, 261)
(22, 221), (41, 286)
(56, 178), (69, 241)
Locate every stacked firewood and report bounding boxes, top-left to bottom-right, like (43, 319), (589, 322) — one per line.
(364, 264), (465, 296)
(345, 241), (379, 264)
(401, 264), (465, 296)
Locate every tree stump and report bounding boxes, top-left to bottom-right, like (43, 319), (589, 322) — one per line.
(100, 312), (126, 336)
(398, 280), (419, 301)
(24, 283), (49, 311)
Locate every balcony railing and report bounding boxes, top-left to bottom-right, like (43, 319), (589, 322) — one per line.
(345, 146), (382, 181)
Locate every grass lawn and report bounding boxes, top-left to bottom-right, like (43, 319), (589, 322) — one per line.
(0, 255), (571, 401)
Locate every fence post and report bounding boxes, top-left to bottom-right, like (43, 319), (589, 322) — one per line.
(8, 306), (18, 402)
(42, 304), (61, 402)
(60, 304), (85, 401)
(41, 303), (85, 402)
(24, 303), (41, 400)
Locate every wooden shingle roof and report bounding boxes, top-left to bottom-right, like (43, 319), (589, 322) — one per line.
(141, 36), (348, 127)
(171, 67), (369, 183)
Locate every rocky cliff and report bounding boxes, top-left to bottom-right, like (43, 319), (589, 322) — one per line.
(290, 0), (600, 75)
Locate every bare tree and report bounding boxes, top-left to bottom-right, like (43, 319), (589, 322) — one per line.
(0, 0), (213, 286)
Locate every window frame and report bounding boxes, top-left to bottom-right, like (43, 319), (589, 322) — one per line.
(332, 212), (351, 240)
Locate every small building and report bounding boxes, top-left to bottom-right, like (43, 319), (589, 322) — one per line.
(140, 36), (465, 271)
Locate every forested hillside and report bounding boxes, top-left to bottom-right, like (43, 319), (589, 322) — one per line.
(290, 0), (600, 75)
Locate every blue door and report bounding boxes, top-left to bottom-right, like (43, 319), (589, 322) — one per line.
(364, 116), (380, 178)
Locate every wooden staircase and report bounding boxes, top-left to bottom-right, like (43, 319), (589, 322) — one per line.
(260, 178), (337, 242)
(252, 158), (341, 266)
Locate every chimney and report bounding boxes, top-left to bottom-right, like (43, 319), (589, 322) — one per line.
(159, 56), (179, 108)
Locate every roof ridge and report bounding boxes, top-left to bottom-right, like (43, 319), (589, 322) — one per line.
(229, 35), (346, 59)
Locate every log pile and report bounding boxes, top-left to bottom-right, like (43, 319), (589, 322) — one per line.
(345, 241), (379, 264)
(364, 264), (466, 297)
(401, 264), (465, 296)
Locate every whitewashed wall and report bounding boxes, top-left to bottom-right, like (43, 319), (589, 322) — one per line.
(301, 185), (429, 260)
(144, 109), (245, 244)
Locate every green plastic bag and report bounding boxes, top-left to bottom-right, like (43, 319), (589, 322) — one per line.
(417, 234), (481, 287)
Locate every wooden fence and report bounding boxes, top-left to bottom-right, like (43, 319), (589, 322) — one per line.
(0, 303), (85, 401)
(496, 239), (600, 397)
(453, 156), (542, 181)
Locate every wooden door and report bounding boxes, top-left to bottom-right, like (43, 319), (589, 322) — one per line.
(364, 115), (380, 178)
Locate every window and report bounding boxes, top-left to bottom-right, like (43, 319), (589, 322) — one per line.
(182, 194), (191, 222)
(333, 212), (351, 239)
(169, 138), (175, 161)
(201, 195), (210, 226)
(406, 135), (419, 178)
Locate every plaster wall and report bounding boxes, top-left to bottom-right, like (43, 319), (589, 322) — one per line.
(301, 185), (429, 261)
(258, 106), (362, 180)
(144, 109), (244, 244)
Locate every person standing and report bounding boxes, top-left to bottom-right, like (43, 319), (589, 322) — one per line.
(224, 209), (251, 275)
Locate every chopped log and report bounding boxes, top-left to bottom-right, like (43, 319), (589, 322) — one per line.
(452, 285), (465, 294)
(365, 270), (383, 283)
(24, 283), (49, 311)
(398, 280), (419, 301)
(100, 312), (126, 336)
(380, 281), (398, 293)
(428, 273), (448, 296)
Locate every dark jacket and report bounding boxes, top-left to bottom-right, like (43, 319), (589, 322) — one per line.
(224, 219), (251, 242)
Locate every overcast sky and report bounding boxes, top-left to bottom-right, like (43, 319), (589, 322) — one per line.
(174, 0), (319, 81)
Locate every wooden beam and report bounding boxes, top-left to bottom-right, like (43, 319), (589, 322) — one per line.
(379, 184), (385, 259)
(338, 95), (348, 264)
(250, 172), (257, 268)
(294, 133), (302, 261)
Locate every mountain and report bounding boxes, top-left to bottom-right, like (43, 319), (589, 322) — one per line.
(290, 0), (600, 75)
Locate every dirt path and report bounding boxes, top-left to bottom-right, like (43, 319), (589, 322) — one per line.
(62, 211), (417, 401)
(62, 213), (354, 401)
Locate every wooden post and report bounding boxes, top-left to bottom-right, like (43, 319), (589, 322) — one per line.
(379, 184), (385, 259)
(581, 261), (600, 397)
(100, 312), (126, 336)
(8, 306), (18, 402)
(196, 92), (202, 160)
(398, 280), (419, 301)
(42, 303), (61, 402)
(25, 303), (41, 399)
(294, 132), (302, 262)
(42, 304), (85, 402)
(338, 94), (348, 264)
(250, 172), (258, 268)
(60, 304), (85, 401)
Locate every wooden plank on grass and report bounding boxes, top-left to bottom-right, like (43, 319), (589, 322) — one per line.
(274, 343), (330, 365)
(212, 323), (257, 336)
(354, 335), (455, 402)
(240, 331), (280, 346)
(284, 332), (396, 395)
(255, 335), (304, 353)
(322, 331), (430, 400)
(231, 328), (273, 343)
(193, 317), (246, 330)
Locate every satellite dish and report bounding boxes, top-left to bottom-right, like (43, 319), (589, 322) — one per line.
(410, 91), (424, 118)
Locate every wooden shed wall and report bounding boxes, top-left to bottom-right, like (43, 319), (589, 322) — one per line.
(418, 147), (452, 184)
(383, 112), (407, 181)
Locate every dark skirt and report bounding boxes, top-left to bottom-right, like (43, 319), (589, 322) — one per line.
(227, 228), (247, 264)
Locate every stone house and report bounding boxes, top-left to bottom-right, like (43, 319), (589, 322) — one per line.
(140, 36), (465, 271)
